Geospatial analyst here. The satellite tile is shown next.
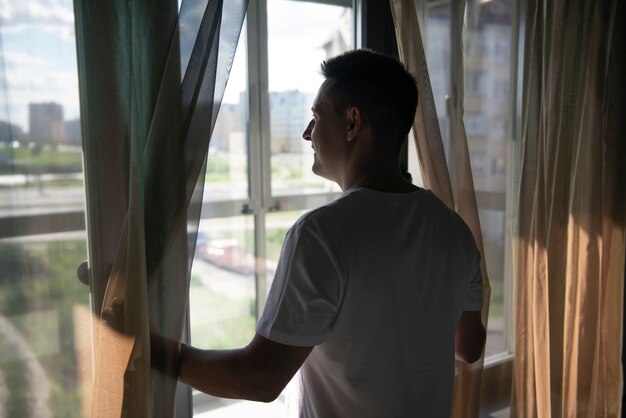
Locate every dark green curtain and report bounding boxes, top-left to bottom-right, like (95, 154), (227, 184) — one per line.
(73, 0), (248, 416)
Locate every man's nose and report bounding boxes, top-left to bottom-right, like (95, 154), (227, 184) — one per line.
(302, 120), (313, 141)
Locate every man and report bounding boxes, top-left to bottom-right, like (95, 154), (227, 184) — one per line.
(153, 49), (486, 417)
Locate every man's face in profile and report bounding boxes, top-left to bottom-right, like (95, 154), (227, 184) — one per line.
(302, 79), (348, 182)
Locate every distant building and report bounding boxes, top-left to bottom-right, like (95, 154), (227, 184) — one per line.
(211, 96), (245, 153)
(269, 90), (314, 153)
(29, 102), (65, 146)
(427, 1), (511, 193)
(426, 1), (512, 247)
(64, 119), (82, 147)
(320, 9), (352, 58)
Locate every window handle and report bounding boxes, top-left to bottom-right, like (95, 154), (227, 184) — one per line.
(77, 260), (90, 286)
(241, 203), (254, 215)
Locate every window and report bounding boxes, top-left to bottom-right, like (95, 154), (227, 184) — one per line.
(0, 1), (353, 416)
(0, 2), (90, 416)
(1, 0), (516, 415)
(422, 0), (515, 359)
(189, 1), (354, 415)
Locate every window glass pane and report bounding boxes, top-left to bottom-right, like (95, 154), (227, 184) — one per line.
(190, 215), (256, 351)
(190, 213), (295, 417)
(267, 0), (352, 196)
(425, 6), (452, 160)
(193, 2), (354, 415)
(464, 0), (513, 357)
(204, 25), (249, 202)
(0, 1), (84, 218)
(426, 1), (513, 357)
(264, 209), (307, 289)
(0, 2), (92, 416)
(191, 215), (287, 417)
(0, 234), (90, 417)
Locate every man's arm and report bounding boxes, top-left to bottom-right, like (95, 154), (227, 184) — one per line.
(455, 310), (486, 364)
(152, 332), (313, 403)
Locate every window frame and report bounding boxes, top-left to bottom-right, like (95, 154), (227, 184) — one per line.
(188, 0), (353, 414)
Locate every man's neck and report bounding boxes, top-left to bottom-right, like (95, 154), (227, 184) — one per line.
(339, 165), (418, 193)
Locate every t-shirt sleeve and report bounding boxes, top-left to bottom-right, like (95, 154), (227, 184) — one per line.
(256, 223), (341, 347)
(463, 247), (483, 311)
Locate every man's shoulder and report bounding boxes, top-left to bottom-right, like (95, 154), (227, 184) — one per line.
(291, 198), (344, 233)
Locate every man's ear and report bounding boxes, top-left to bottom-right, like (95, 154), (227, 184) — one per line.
(345, 107), (363, 141)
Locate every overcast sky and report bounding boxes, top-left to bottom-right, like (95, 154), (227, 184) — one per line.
(0, 0), (350, 130)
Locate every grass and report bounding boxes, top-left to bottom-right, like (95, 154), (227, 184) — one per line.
(0, 145), (83, 175)
(0, 240), (89, 418)
(189, 278), (256, 349)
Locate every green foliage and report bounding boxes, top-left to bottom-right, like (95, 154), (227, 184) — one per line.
(190, 273), (203, 287)
(189, 285), (255, 350)
(0, 243), (39, 314)
(206, 156), (230, 176)
(0, 146), (83, 175)
(0, 240), (89, 417)
(0, 360), (30, 417)
(265, 227), (288, 260)
(204, 153), (247, 183)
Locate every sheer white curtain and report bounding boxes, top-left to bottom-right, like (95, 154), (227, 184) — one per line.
(389, 1), (491, 417)
(74, 0), (248, 416)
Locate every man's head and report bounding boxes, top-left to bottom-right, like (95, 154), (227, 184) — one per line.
(320, 49), (418, 149)
(302, 49), (418, 187)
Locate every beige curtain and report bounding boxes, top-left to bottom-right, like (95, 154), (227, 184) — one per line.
(513, 0), (625, 417)
(390, 1), (492, 417)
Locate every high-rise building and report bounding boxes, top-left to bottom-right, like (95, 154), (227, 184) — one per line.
(28, 102), (65, 145)
(426, 1), (512, 249)
(427, 2), (511, 194)
(320, 9), (352, 58)
(64, 119), (82, 147)
(269, 90), (314, 153)
(211, 94), (246, 153)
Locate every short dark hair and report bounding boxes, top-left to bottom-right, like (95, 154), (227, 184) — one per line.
(320, 49), (418, 149)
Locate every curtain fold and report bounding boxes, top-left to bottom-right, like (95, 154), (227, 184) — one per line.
(74, 0), (248, 416)
(513, 0), (625, 417)
(389, 1), (491, 417)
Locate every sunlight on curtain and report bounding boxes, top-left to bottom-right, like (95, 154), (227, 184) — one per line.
(74, 0), (248, 416)
(513, 1), (625, 417)
(390, 1), (492, 417)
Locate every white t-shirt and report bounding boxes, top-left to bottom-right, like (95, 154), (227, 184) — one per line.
(257, 187), (483, 418)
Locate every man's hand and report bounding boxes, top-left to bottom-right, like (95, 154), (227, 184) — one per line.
(455, 310), (486, 364)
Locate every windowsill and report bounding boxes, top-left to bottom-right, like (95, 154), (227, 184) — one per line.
(484, 351), (513, 368)
(481, 353), (514, 415)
